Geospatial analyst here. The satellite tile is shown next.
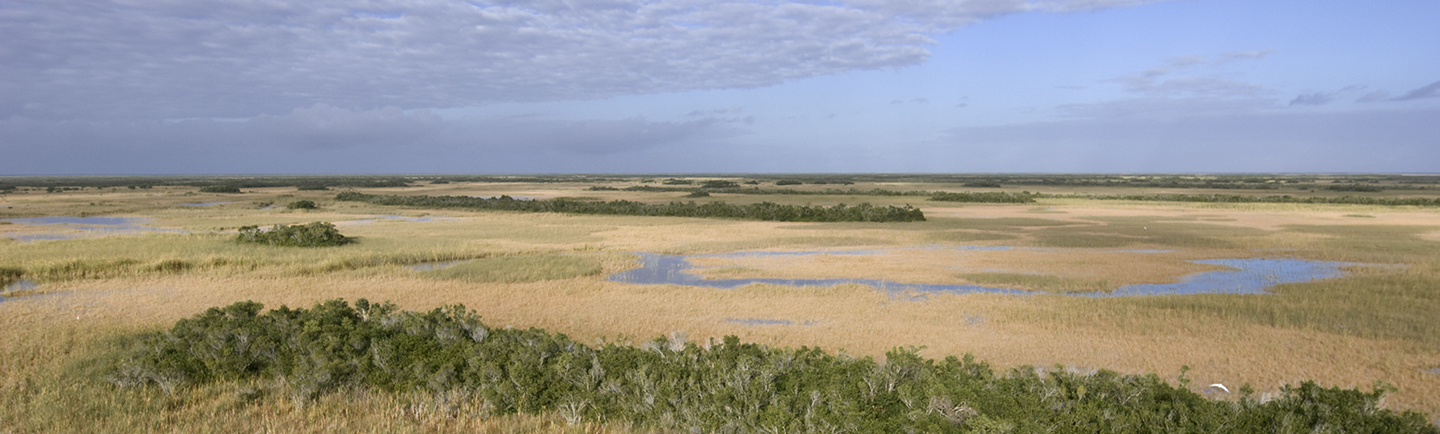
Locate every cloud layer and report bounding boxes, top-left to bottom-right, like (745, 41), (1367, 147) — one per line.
(1, 0), (1169, 120)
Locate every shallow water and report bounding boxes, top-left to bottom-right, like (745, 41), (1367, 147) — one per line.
(1, 216), (184, 241)
(0, 279), (38, 303)
(608, 250), (1359, 298)
(345, 214), (454, 225)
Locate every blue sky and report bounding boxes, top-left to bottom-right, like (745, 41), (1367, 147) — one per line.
(2, 0), (1436, 174)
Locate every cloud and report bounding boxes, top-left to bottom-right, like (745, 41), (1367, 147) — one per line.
(1392, 80), (1440, 101)
(0, 0), (1177, 121)
(1288, 85), (1364, 106)
(1110, 52), (1275, 98)
(0, 105), (741, 174)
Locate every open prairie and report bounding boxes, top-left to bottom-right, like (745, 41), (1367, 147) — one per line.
(2, 175), (1439, 431)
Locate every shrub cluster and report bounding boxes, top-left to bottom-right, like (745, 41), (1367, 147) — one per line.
(109, 300), (1437, 433)
(285, 200), (317, 210)
(234, 222), (349, 247)
(199, 185), (242, 193)
(335, 192), (926, 222)
(296, 185), (329, 191)
(930, 192), (1037, 203)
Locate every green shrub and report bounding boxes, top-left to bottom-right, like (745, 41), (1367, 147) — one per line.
(235, 222), (349, 247)
(285, 200), (317, 210)
(198, 185), (242, 193)
(295, 185), (329, 191)
(775, 180), (802, 186)
(962, 181), (1002, 188)
(701, 180), (739, 189)
(685, 191), (711, 198)
(662, 178), (694, 185)
(108, 299), (1440, 433)
(930, 192), (1035, 203)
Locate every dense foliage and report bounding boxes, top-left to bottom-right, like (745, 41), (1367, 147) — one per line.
(285, 200), (317, 210)
(334, 192), (926, 222)
(108, 300), (1437, 433)
(930, 192), (1037, 203)
(235, 222), (349, 247)
(198, 185), (242, 193)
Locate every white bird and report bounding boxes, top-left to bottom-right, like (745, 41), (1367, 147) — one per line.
(1208, 383), (1230, 393)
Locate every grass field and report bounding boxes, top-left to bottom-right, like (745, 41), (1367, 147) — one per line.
(2, 176), (1439, 430)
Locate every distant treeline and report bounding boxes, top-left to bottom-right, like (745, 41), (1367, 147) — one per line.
(1042, 193), (1440, 207)
(335, 192), (926, 222)
(108, 299), (1438, 433)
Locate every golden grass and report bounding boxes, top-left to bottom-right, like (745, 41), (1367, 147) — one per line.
(3, 180), (1440, 426)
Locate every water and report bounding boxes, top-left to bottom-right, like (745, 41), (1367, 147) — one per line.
(344, 214), (454, 225)
(179, 201), (230, 206)
(609, 251), (1360, 298)
(0, 279), (38, 303)
(1, 216), (184, 241)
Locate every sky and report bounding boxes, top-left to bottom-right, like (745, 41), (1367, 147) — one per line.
(1, 0), (1437, 174)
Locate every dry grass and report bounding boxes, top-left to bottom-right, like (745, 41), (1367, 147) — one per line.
(3, 180), (1439, 427)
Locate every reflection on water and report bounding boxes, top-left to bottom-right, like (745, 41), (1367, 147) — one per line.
(609, 250), (1360, 298)
(1, 216), (184, 241)
(407, 260), (465, 271)
(0, 279), (38, 303)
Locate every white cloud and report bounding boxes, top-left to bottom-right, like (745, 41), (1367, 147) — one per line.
(0, 0), (1179, 121)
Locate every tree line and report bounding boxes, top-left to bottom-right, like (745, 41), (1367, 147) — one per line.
(334, 192), (926, 222)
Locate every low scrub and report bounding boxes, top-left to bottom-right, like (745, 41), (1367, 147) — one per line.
(421, 254), (603, 283)
(106, 299), (1438, 433)
(235, 222), (349, 247)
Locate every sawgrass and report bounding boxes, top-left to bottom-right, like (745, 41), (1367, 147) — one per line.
(420, 253), (605, 283)
(958, 272), (1112, 293)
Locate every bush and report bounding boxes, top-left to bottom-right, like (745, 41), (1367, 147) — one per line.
(700, 180), (739, 189)
(685, 191), (711, 198)
(662, 178), (693, 185)
(930, 192), (1035, 203)
(775, 180), (802, 186)
(962, 181), (1002, 188)
(109, 299), (1440, 434)
(295, 185), (329, 191)
(285, 200), (317, 210)
(199, 185), (242, 193)
(336, 192), (926, 222)
(235, 222), (349, 247)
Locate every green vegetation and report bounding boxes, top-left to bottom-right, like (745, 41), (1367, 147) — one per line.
(284, 200), (317, 210)
(335, 192), (926, 222)
(198, 185), (242, 193)
(421, 254), (603, 283)
(930, 192), (1036, 203)
(962, 181), (1002, 188)
(296, 185), (329, 191)
(776, 180), (802, 186)
(0, 266), (22, 287)
(235, 222), (349, 247)
(105, 299), (1437, 433)
(700, 180), (739, 189)
(684, 191), (711, 198)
